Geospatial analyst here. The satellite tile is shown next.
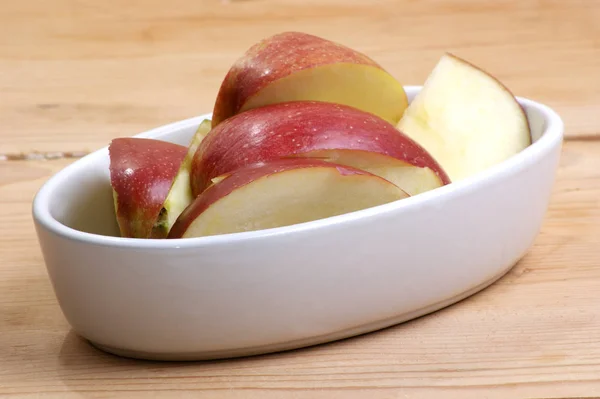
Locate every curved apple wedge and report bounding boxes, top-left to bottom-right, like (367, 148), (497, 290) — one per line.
(169, 159), (408, 239)
(291, 149), (443, 196)
(108, 138), (187, 238)
(397, 53), (531, 182)
(211, 31), (408, 127)
(151, 119), (212, 238)
(192, 101), (450, 197)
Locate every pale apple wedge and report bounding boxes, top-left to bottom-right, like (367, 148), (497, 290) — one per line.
(212, 31), (407, 127)
(396, 53), (531, 182)
(108, 138), (187, 238)
(192, 101), (450, 196)
(290, 149), (442, 196)
(150, 120), (212, 238)
(169, 159), (408, 239)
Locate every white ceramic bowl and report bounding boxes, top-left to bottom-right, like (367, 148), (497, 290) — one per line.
(32, 87), (563, 361)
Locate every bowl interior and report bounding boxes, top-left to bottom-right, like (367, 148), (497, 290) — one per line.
(40, 87), (553, 238)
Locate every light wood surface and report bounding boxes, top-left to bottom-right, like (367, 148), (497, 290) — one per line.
(1, 0), (599, 398)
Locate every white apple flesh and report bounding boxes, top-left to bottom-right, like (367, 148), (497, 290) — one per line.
(291, 149), (443, 196)
(151, 120), (212, 238)
(169, 158), (408, 238)
(396, 53), (532, 182)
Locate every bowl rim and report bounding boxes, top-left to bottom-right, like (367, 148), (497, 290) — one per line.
(32, 86), (564, 249)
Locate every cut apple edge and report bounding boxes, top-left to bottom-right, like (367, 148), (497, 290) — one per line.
(238, 63), (409, 125)
(286, 149), (445, 196)
(150, 119), (213, 238)
(443, 52), (532, 143)
(169, 159), (409, 239)
(210, 174), (230, 185)
(111, 189), (127, 237)
(396, 52), (531, 182)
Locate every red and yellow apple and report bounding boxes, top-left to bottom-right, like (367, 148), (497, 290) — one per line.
(211, 31), (408, 127)
(396, 53), (531, 182)
(150, 120), (212, 238)
(106, 31), (535, 241)
(169, 158), (408, 238)
(108, 138), (187, 238)
(192, 101), (450, 197)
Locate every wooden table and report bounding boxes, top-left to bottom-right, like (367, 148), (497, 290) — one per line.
(2, 1), (599, 397)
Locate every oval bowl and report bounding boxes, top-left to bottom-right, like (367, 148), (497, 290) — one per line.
(32, 86), (563, 361)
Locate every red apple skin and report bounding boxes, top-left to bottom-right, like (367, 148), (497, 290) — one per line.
(109, 138), (187, 238)
(169, 158), (392, 239)
(212, 31), (382, 127)
(191, 101), (451, 196)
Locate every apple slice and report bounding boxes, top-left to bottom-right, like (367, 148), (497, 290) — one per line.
(169, 159), (408, 239)
(108, 138), (187, 238)
(150, 119), (212, 238)
(291, 149), (442, 196)
(211, 31), (408, 127)
(191, 101), (450, 196)
(396, 53), (531, 182)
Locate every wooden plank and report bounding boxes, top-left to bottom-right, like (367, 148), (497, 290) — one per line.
(1, 0), (599, 155)
(1, 140), (599, 398)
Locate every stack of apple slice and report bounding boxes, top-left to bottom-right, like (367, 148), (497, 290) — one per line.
(108, 32), (532, 239)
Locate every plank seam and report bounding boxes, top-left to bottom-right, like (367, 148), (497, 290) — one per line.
(0, 151), (90, 162)
(0, 135), (597, 162)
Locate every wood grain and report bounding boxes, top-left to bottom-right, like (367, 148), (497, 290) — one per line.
(2, 1), (600, 397)
(1, 0), (599, 155)
(1, 140), (600, 398)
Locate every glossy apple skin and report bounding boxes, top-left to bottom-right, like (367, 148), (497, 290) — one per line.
(212, 31), (384, 126)
(108, 138), (187, 238)
(191, 101), (450, 196)
(169, 158), (397, 239)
